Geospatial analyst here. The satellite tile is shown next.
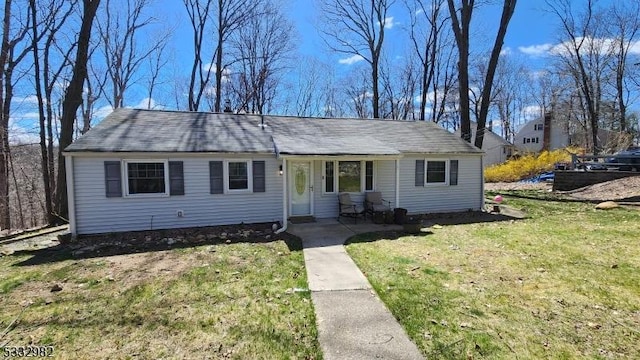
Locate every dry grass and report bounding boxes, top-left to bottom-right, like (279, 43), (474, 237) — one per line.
(346, 192), (640, 359)
(0, 239), (320, 359)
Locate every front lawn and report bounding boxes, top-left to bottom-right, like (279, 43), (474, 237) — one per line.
(0, 236), (320, 359)
(346, 192), (640, 359)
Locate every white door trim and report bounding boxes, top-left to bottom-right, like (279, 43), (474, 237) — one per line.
(288, 161), (314, 216)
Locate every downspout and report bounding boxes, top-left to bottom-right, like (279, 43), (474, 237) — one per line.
(275, 157), (288, 234)
(395, 158), (400, 208)
(480, 155), (485, 211)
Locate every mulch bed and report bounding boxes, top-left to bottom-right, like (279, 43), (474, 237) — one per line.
(55, 222), (302, 259)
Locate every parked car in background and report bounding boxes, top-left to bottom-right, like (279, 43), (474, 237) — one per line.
(606, 147), (640, 171)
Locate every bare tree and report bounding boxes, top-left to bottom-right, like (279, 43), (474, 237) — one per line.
(55, 0), (100, 221)
(145, 34), (169, 109)
(448, 0), (517, 148)
(343, 66), (373, 118)
(96, 0), (166, 109)
(320, 0), (394, 119)
(1, 0), (36, 230)
(379, 56), (419, 120)
(447, 0), (473, 141)
(407, 0), (457, 122)
(607, 0), (640, 132)
(546, 0), (613, 154)
(212, 0), (257, 112)
(29, 0), (77, 225)
(284, 57), (330, 117)
(183, 0), (214, 111)
(226, 0), (295, 114)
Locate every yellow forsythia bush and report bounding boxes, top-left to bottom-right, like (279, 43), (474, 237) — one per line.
(484, 148), (575, 182)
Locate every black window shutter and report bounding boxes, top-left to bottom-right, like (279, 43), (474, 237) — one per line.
(450, 160), (459, 186)
(365, 161), (374, 191)
(169, 161), (184, 195)
(209, 161), (224, 194)
(415, 160), (425, 186)
(252, 161), (266, 192)
(104, 161), (122, 197)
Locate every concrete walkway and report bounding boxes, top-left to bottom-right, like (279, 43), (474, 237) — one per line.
(288, 220), (424, 360)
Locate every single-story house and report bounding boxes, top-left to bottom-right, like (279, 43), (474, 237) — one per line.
(64, 109), (485, 235)
(454, 121), (514, 167)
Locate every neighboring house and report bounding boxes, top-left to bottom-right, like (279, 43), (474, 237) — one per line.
(64, 109), (484, 235)
(515, 113), (618, 153)
(454, 122), (514, 167)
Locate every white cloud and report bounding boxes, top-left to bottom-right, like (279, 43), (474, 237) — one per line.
(338, 54), (365, 65)
(93, 105), (114, 120)
(14, 95), (42, 105)
(132, 97), (165, 110)
(381, 16), (395, 29)
(352, 91), (373, 102)
(500, 47), (512, 56)
(202, 62), (215, 73)
(518, 43), (553, 56)
(8, 117), (39, 144)
(520, 37), (640, 58)
(521, 105), (542, 120)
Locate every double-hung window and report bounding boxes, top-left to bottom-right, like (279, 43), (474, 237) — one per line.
(209, 159), (264, 194)
(415, 159), (458, 186)
(105, 160), (183, 198)
(228, 161), (249, 190)
(426, 160), (447, 184)
(323, 160), (374, 193)
(124, 160), (169, 196)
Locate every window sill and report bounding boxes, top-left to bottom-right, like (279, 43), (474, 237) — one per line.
(226, 189), (252, 194)
(124, 192), (170, 198)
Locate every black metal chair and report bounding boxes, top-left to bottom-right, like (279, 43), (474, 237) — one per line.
(364, 191), (392, 218)
(338, 192), (365, 223)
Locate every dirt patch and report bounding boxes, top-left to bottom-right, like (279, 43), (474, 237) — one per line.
(487, 177), (640, 203)
(558, 176), (640, 202)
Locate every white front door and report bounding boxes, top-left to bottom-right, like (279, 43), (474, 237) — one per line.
(290, 161), (313, 216)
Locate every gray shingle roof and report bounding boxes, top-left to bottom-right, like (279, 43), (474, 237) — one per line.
(65, 108), (482, 155)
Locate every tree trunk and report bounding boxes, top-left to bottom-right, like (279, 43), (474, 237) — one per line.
(0, 0), (12, 230)
(474, 0), (516, 149)
(30, 0), (55, 225)
(448, 0), (473, 143)
(214, 8), (223, 113)
(55, 0), (100, 221)
(372, 58), (380, 119)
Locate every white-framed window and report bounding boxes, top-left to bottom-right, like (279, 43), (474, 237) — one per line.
(123, 160), (169, 197)
(225, 160), (253, 193)
(323, 160), (374, 193)
(425, 160), (448, 184)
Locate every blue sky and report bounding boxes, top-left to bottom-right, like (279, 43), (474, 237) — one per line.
(9, 0), (630, 143)
(159, 0), (562, 71)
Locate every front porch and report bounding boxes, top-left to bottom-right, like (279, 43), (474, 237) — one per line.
(280, 157), (401, 230)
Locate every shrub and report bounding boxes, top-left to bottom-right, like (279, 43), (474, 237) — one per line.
(485, 148), (574, 182)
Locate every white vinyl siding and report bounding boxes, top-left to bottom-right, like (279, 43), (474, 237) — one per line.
(399, 155), (483, 214)
(73, 155), (282, 234)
